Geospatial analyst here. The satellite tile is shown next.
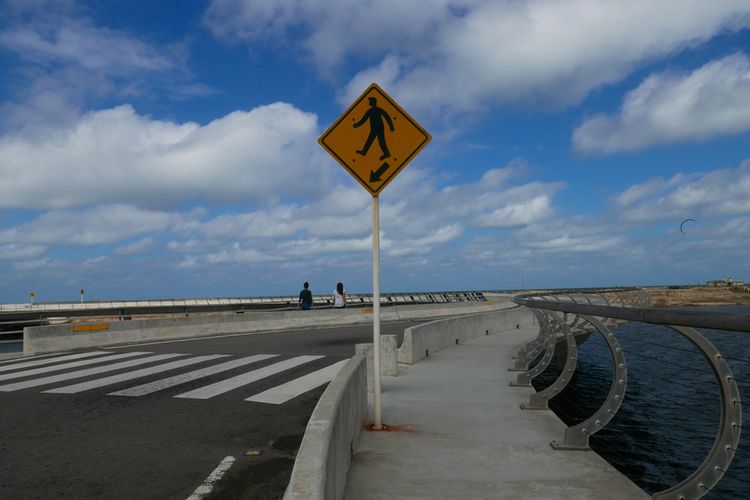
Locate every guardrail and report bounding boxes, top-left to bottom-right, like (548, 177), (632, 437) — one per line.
(512, 288), (745, 498)
(0, 291), (485, 319)
(0, 291), (488, 341)
(0, 290), (487, 315)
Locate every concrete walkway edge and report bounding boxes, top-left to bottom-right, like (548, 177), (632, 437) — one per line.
(344, 326), (648, 499)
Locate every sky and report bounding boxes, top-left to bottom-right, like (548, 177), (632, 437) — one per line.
(1, 0), (749, 303)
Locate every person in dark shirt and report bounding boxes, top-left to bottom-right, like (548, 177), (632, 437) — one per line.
(298, 281), (313, 310)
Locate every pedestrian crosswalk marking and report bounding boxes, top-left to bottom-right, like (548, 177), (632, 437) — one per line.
(0, 350), (347, 404)
(174, 355), (324, 400)
(0, 352), (61, 366)
(246, 359), (348, 405)
(0, 351), (111, 373)
(0, 353), (184, 392)
(108, 354), (278, 397)
(0, 351), (147, 382)
(44, 354), (230, 394)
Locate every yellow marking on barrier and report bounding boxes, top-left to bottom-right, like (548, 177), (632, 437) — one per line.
(361, 307), (374, 313)
(72, 323), (110, 332)
(486, 300), (493, 305)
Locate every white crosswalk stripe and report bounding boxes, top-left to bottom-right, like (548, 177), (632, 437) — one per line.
(174, 355), (324, 400)
(0, 352), (61, 365)
(0, 353), (184, 392)
(246, 359), (348, 405)
(0, 351), (148, 382)
(44, 354), (230, 394)
(0, 350), (345, 405)
(0, 351), (111, 373)
(108, 354), (278, 397)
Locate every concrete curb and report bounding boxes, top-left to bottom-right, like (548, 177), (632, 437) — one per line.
(283, 355), (367, 500)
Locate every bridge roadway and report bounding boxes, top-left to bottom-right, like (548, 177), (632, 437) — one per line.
(0, 318), (425, 499)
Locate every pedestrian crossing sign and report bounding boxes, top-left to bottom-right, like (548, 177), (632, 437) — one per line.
(318, 83), (431, 196)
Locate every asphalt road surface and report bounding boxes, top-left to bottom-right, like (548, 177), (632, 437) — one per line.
(0, 319), (424, 500)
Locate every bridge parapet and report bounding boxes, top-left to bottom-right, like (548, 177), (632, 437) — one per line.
(513, 288), (745, 498)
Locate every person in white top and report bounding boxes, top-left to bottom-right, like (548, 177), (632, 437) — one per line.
(333, 282), (347, 308)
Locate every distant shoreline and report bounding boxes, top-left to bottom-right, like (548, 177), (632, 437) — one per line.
(645, 286), (750, 308)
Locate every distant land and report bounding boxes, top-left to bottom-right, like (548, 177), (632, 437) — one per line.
(645, 286), (750, 308)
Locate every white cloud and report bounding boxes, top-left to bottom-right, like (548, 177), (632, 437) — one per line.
(0, 243), (47, 260)
(614, 160), (750, 221)
(477, 194), (554, 227)
(384, 225), (462, 257)
(574, 53), (750, 153)
(0, 205), (181, 247)
(203, 242), (279, 265)
(204, 0), (464, 75)
(0, 4), (207, 132)
(165, 161), (563, 272)
(716, 216), (750, 238)
(113, 237), (154, 256)
(167, 239), (203, 253)
(0, 102), (325, 209)
(206, 0), (750, 115)
(12, 257), (52, 271)
(0, 20), (175, 75)
(516, 219), (625, 253)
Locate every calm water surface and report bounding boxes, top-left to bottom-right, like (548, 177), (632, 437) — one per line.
(0, 341), (22, 353)
(533, 305), (749, 499)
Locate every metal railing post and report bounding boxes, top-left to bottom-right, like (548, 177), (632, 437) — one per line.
(510, 310), (556, 388)
(652, 326), (742, 499)
(550, 314), (627, 450)
(522, 311), (578, 410)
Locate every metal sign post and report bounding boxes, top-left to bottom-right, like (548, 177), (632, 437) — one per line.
(317, 83), (430, 429)
(372, 195), (382, 429)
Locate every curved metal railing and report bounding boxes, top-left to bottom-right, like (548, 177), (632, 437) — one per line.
(512, 288), (745, 499)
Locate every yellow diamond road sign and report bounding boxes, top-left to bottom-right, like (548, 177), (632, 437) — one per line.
(318, 83), (431, 196)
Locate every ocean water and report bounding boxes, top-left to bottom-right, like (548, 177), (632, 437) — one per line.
(533, 305), (749, 498)
(0, 341), (22, 353)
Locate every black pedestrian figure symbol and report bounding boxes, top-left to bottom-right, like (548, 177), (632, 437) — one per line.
(353, 97), (395, 161)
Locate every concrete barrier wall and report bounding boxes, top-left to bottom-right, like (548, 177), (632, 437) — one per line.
(398, 306), (536, 364)
(23, 302), (506, 355)
(284, 355), (367, 500)
(283, 306), (537, 498)
(355, 335), (398, 392)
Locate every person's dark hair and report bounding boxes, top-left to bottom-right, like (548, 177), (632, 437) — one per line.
(303, 282), (309, 289)
(336, 282), (344, 295)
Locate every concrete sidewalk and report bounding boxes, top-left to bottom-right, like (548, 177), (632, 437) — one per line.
(344, 327), (648, 499)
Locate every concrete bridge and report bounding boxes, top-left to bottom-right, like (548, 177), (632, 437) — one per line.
(287, 289), (747, 499)
(2, 289), (746, 498)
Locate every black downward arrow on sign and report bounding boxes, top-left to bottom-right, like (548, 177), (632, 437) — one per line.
(369, 162), (390, 182)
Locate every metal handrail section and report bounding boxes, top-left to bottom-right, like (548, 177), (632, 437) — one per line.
(521, 311), (579, 411)
(511, 288), (744, 498)
(508, 324), (546, 372)
(513, 290), (750, 332)
(653, 325), (741, 499)
(510, 310), (555, 387)
(0, 290), (487, 315)
(550, 314), (627, 450)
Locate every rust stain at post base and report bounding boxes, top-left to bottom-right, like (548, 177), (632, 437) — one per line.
(366, 424), (415, 433)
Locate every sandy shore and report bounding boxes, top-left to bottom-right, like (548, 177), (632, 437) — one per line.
(645, 286), (750, 308)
